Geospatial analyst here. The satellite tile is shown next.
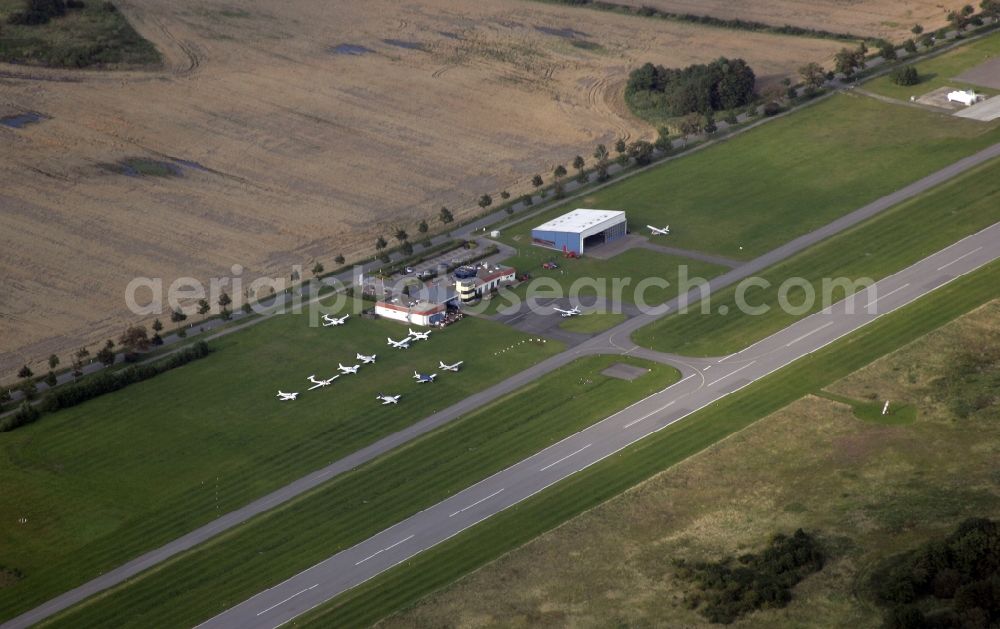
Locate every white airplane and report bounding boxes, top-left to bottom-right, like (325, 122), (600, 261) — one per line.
(439, 360), (463, 372)
(407, 328), (431, 341)
(647, 224), (670, 236)
(307, 375), (339, 390)
(387, 336), (411, 349)
(376, 393), (401, 405)
(276, 391), (299, 401)
(413, 371), (437, 383)
(356, 353), (376, 364)
(322, 314), (349, 326)
(553, 306), (582, 317)
(338, 363), (360, 375)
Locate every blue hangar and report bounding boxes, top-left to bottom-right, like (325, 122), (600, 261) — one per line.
(531, 208), (627, 255)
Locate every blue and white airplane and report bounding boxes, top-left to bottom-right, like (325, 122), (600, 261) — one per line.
(413, 371), (437, 383)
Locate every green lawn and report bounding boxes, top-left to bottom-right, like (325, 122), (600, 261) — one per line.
(294, 260), (1000, 629)
(0, 0), (160, 68)
(475, 247), (725, 316)
(42, 355), (680, 628)
(494, 92), (1000, 261)
(864, 31), (1000, 100)
(0, 313), (564, 620)
(559, 312), (627, 334)
(632, 156), (1000, 357)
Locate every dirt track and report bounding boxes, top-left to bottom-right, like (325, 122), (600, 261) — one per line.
(0, 0), (845, 375)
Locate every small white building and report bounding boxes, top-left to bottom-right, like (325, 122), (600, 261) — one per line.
(947, 89), (981, 106)
(375, 300), (446, 326)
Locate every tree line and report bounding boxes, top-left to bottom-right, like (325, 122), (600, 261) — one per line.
(626, 58), (757, 118)
(1, 341), (211, 432)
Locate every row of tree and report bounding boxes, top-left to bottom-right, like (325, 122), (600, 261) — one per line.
(1, 342), (211, 432)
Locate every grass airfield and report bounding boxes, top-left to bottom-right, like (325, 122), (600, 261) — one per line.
(0, 311), (563, 618)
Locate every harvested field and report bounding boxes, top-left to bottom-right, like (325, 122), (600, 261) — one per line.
(614, 0), (954, 40)
(0, 0), (845, 377)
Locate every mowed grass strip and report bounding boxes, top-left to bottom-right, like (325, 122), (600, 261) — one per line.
(0, 315), (563, 620)
(43, 356), (680, 628)
(632, 156), (1000, 356)
(293, 260), (1000, 629)
(496, 92), (999, 260)
(864, 31), (1000, 100)
(559, 312), (628, 334)
(478, 248), (725, 316)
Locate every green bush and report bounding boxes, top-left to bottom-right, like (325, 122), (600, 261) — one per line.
(890, 65), (920, 86)
(674, 529), (825, 624)
(870, 518), (1000, 627)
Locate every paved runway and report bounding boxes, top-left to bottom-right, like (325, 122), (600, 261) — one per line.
(196, 223), (1000, 629)
(6, 138), (1000, 629)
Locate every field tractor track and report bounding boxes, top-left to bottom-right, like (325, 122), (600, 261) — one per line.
(588, 76), (630, 143)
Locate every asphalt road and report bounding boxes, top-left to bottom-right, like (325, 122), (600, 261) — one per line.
(199, 222), (1000, 629)
(5, 137), (1000, 629)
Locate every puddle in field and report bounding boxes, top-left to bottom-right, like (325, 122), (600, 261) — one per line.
(171, 158), (209, 172)
(383, 39), (426, 51)
(534, 25), (589, 38)
(103, 158), (182, 178)
(0, 112), (46, 128)
(329, 43), (374, 56)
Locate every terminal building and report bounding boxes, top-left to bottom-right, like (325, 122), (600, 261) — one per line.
(530, 208), (627, 255)
(455, 264), (516, 303)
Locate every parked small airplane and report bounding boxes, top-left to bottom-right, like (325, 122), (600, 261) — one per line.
(356, 353), (376, 364)
(376, 393), (401, 405)
(387, 336), (411, 349)
(308, 375), (339, 390)
(553, 306), (582, 317)
(408, 328), (431, 341)
(322, 314), (349, 326)
(439, 360), (463, 372)
(413, 371), (437, 383)
(647, 225), (670, 236)
(338, 363), (360, 375)
(276, 391), (299, 401)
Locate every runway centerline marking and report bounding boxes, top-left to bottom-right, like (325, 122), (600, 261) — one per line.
(937, 246), (982, 271)
(256, 584), (317, 616)
(539, 444), (591, 472)
(707, 360), (756, 387)
(866, 283), (910, 309)
(354, 535), (414, 566)
(449, 489), (504, 518)
(785, 322), (834, 347)
(624, 401), (675, 429)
